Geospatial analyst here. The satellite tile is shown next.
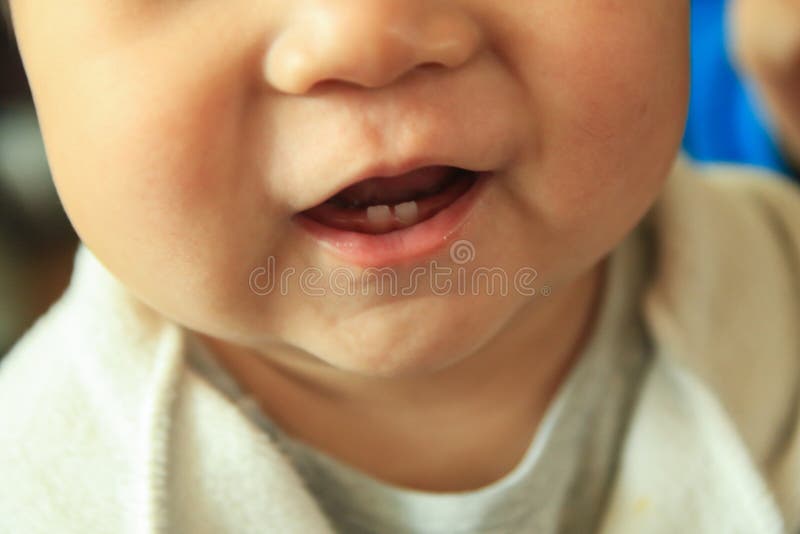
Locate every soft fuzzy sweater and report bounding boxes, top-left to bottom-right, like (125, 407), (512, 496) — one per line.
(0, 157), (799, 534)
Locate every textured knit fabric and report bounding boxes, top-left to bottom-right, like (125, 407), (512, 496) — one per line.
(0, 156), (798, 534)
(186, 223), (651, 534)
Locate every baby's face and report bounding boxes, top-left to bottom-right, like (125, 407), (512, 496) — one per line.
(11, 0), (687, 375)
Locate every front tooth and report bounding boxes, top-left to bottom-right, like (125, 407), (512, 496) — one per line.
(367, 205), (393, 227)
(394, 201), (419, 226)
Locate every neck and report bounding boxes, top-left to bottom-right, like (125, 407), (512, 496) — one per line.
(200, 261), (606, 492)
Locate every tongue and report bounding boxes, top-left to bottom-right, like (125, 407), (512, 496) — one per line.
(336, 166), (455, 206)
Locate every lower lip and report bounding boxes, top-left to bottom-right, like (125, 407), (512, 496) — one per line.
(295, 172), (491, 267)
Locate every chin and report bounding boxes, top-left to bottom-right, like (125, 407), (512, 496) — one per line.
(309, 313), (492, 378)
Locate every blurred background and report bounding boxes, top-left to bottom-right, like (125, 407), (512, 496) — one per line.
(1, 22), (78, 356)
(0, 0), (796, 356)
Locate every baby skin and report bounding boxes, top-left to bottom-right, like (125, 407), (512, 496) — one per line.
(9, 0), (688, 491)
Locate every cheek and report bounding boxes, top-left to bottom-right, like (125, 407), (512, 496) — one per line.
(517, 2), (688, 226)
(33, 29), (264, 261)
(21, 25), (290, 331)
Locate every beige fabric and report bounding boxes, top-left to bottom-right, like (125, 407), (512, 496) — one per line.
(642, 159), (800, 530)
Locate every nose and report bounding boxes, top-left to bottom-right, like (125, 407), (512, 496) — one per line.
(264, 1), (484, 94)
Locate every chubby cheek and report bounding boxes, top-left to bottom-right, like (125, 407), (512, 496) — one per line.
(515, 2), (688, 234)
(29, 36), (285, 329)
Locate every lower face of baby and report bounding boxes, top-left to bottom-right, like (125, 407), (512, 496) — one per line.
(11, 0), (688, 376)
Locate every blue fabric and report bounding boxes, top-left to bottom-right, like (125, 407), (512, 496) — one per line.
(683, 0), (793, 175)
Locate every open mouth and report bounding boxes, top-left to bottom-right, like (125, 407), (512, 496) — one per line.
(301, 166), (480, 234)
(296, 165), (490, 266)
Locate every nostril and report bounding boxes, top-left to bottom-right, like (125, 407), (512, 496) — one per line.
(306, 78), (359, 93)
(264, 5), (483, 95)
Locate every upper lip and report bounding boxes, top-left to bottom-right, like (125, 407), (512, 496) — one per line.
(300, 158), (490, 212)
